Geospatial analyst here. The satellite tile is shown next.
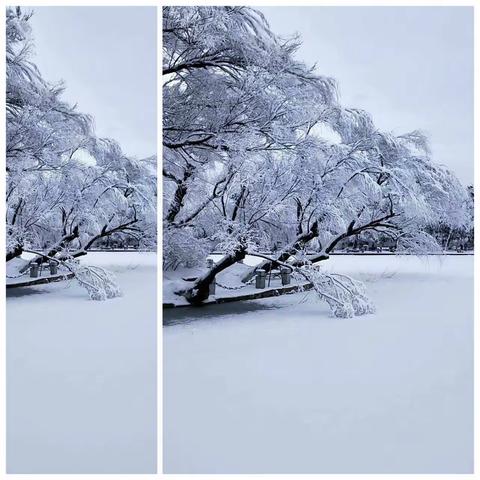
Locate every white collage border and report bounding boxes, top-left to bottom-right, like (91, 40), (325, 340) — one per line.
(0, 1), (477, 478)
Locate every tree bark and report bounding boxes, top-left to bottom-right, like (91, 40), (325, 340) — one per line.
(179, 244), (247, 305)
(164, 164), (195, 223)
(46, 226), (80, 258)
(298, 211), (398, 265)
(6, 244), (23, 262)
(58, 218), (140, 260)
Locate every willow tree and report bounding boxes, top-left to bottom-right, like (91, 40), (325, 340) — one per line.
(163, 6), (469, 311)
(6, 7), (157, 268)
(163, 6), (337, 273)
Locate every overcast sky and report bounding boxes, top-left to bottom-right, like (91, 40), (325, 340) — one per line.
(29, 6), (157, 159)
(259, 6), (473, 185)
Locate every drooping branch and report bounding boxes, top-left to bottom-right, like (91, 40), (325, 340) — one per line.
(304, 211), (398, 265)
(60, 216), (140, 260)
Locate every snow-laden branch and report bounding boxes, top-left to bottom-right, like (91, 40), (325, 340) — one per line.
(22, 248), (121, 301)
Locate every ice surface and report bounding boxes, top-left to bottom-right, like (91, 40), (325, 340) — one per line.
(163, 255), (473, 473)
(7, 252), (157, 474)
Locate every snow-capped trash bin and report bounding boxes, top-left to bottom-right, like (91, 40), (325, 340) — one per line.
(280, 267), (291, 285)
(206, 258), (214, 269)
(30, 263), (39, 278)
(256, 269), (266, 289)
(49, 260), (58, 275)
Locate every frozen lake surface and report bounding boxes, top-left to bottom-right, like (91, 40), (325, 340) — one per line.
(164, 255), (473, 473)
(7, 252), (157, 473)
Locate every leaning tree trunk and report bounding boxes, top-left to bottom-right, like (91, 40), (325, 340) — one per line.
(241, 221), (319, 283)
(291, 232), (348, 266)
(179, 244), (247, 305)
(164, 164), (195, 224)
(6, 244), (23, 262)
(19, 226), (80, 273)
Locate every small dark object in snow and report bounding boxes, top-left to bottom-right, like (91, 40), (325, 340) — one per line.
(256, 269), (266, 289)
(30, 264), (39, 278)
(281, 267), (291, 285)
(49, 260), (58, 275)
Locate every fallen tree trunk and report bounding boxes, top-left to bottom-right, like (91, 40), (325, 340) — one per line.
(178, 244), (247, 305)
(164, 282), (314, 313)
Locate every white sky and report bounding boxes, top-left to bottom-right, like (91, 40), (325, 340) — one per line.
(258, 6), (473, 185)
(28, 6), (157, 159)
(26, 7), (472, 183)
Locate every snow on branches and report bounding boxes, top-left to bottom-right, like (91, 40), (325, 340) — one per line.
(6, 7), (157, 269)
(163, 6), (471, 308)
(248, 252), (375, 318)
(66, 261), (122, 301)
(293, 264), (375, 318)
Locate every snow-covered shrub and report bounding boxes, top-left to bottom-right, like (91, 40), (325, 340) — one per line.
(163, 228), (210, 270)
(6, 224), (27, 260)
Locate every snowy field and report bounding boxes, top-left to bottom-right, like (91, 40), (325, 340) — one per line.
(7, 252), (157, 474)
(164, 255), (473, 473)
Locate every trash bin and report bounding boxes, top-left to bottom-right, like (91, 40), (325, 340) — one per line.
(280, 267), (291, 285)
(30, 263), (39, 278)
(256, 269), (266, 289)
(49, 260), (58, 275)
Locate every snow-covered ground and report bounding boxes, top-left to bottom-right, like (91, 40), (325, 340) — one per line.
(7, 252), (157, 474)
(164, 255), (473, 473)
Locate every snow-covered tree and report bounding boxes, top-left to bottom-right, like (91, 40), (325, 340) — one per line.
(164, 7), (470, 312)
(6, 7), (157, 270)
(163, 6), (337, 267)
